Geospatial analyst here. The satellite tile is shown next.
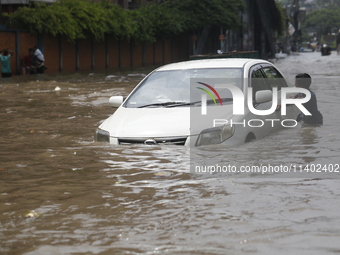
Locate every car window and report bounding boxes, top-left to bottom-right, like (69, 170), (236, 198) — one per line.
(250, 68), (269, 99)
(124, 68), (243, 108)
(262, 66), (286, 91)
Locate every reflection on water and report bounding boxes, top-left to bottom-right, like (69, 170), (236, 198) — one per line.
(1, 54), (340, 254)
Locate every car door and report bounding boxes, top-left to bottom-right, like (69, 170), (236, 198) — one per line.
(248, 65), (280, 137)
(261, 65), (297, 123)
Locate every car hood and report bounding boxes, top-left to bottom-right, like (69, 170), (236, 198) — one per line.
(100, 105), (235, 138)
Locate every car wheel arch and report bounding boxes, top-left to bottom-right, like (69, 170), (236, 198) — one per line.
(245, 132), (256, 143)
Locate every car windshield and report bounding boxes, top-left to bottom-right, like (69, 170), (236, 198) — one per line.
(124, 68), (243, 108)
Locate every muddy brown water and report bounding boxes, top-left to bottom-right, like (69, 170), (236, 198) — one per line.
(1, 53), (340, 255)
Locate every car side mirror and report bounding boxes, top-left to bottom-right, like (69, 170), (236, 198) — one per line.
(255, 90), (272, 104)
(109, 96), (124, 107)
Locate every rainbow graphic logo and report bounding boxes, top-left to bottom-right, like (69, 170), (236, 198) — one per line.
(196, 82), (223, 106)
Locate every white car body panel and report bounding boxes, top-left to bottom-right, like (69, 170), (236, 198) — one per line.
(100, 107), (191, 138)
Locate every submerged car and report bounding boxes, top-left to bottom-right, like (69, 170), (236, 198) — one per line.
(95, 58), (300, 146)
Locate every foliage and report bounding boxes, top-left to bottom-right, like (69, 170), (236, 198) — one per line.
(303, 7), (340, 36)
(166, 0), (245, 32)
(99, 1), (134, 40)
(256, 0), (285, 37)
(57, 0), (108, 41)
(274, 1), (286, 36)
(132, 2), (184, 39)
(3, 2), (78, 39)
(2, 0), (244, 43)
(3, 0), (128, 41)
(126, 0), (245, 42)
(127, 8), (156, 43)
(278, 0), (340, 10)
(313, 0), (340, 8)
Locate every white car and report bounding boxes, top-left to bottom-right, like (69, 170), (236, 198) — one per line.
(95, 58), (300, 146)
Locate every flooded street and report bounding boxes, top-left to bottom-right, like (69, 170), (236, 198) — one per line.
(1, 52), (340, 255)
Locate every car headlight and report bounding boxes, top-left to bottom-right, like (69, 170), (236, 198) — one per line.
(95, 128), (110, 143)
(196, 125), (234, 146)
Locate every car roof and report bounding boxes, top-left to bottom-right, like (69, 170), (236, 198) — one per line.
(156, 58), (271, 71)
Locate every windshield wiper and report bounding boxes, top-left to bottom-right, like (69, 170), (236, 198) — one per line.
(138, 101), (188, 108)
(138, 98), (233, 108)
(166, 101), (202, 107)
(221, 98), (233, 102)
(187, 98), (233, 106)
(165, 98), (232, 108)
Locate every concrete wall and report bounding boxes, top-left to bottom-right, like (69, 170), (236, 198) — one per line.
(0, 30), (191, 75)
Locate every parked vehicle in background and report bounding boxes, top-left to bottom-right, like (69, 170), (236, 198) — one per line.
(321, 35), (337, 50)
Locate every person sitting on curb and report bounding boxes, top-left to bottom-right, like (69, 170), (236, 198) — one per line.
(21, 48), (34, 75)
(32, 45), (47, 74)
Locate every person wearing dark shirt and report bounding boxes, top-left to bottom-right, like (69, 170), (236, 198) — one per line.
(321, 44), (331, 56)
(21, 48), (34, 75)
(294, 73), (323, 125)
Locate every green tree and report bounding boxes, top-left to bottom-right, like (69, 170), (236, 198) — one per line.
(303, 7), (340, 36)
(3, 2), (79, 40)
(2, 0), (245, 43)
(314, 0), (340, 8)
(167, 0), (244, 32)
(99, 1), (134, 40)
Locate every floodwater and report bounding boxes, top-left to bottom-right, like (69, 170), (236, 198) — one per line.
(1, 52), (340, 255)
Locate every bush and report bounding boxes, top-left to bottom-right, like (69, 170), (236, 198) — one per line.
(3, 0), (244, 43)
